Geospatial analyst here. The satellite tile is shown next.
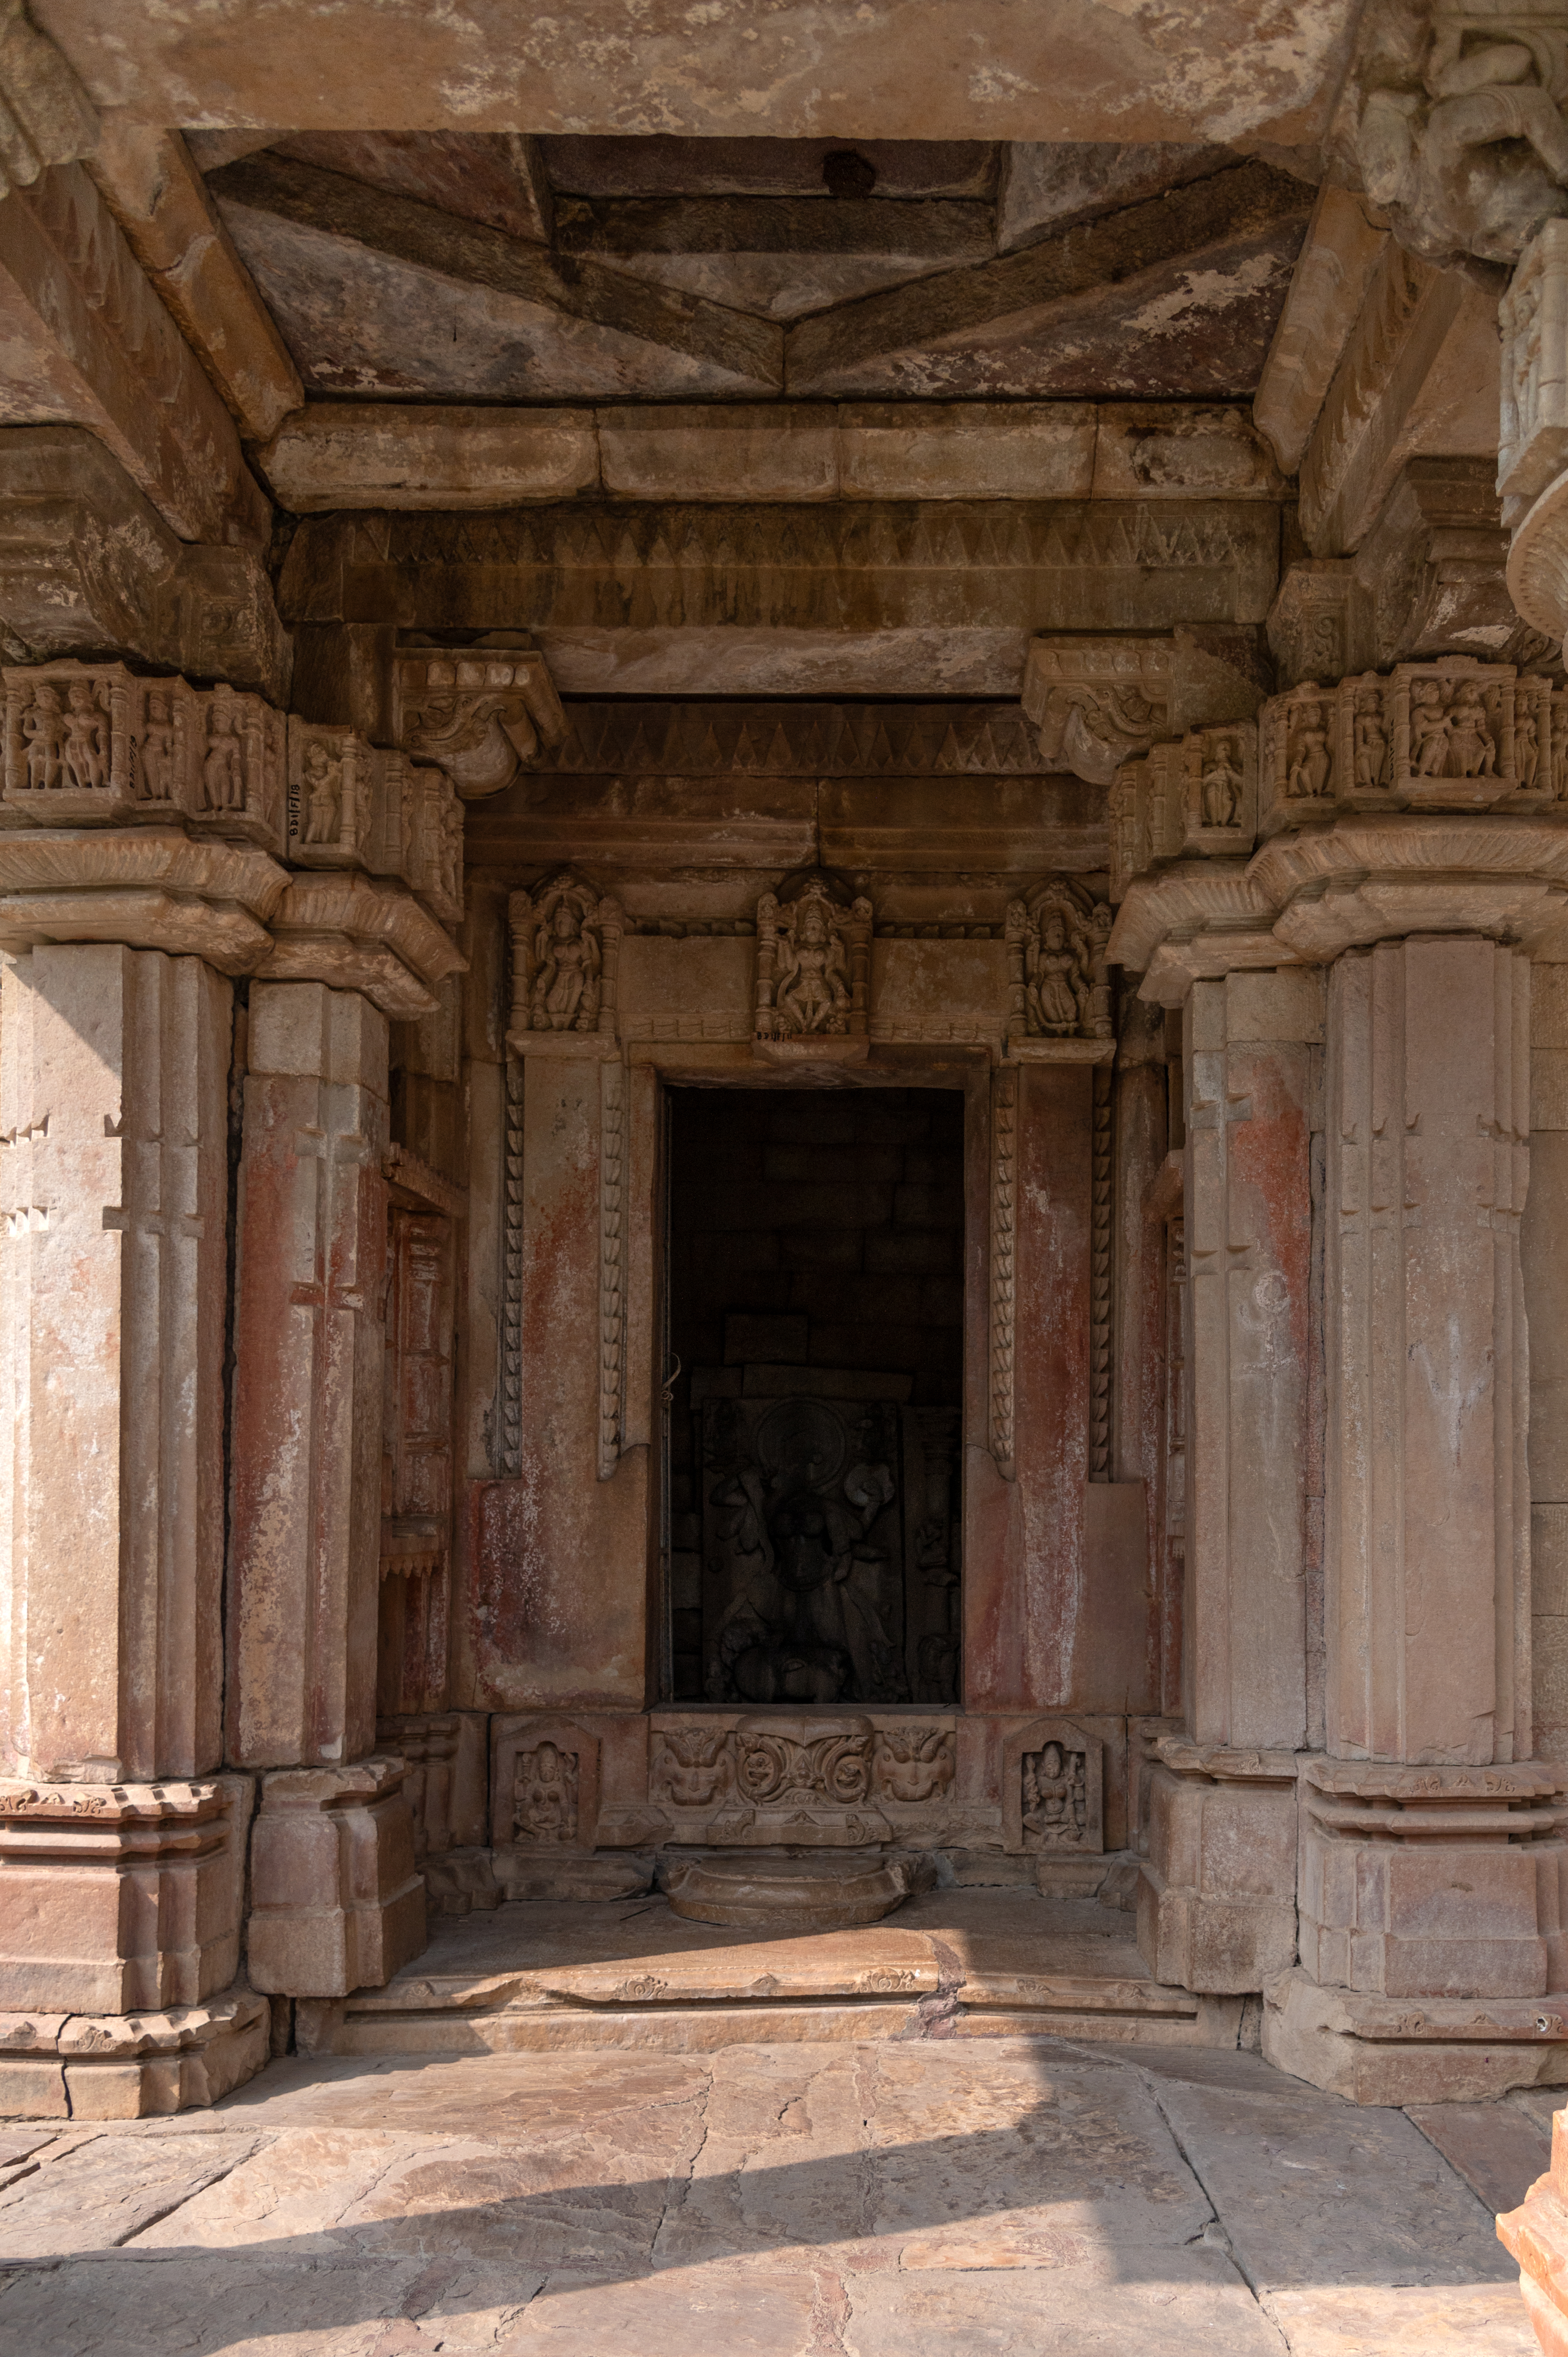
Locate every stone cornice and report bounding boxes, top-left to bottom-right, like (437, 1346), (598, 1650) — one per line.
(1109, 812), (1568, 1005)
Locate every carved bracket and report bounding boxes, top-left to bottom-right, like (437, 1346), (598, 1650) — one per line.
(393, 638), (565, 800)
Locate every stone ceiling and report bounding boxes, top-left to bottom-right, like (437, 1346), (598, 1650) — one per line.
(187, 133), (1316, 405)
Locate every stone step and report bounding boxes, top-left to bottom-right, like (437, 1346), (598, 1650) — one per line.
(310, 1888), (1249, 2059)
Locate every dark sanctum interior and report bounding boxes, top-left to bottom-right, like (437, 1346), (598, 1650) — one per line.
(666, 1084), (964, 1707)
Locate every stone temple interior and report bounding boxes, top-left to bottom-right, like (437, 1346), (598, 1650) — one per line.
(9, 1), (1568, 2336)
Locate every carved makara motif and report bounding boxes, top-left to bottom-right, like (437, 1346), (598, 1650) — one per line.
(649, 1722), (956, 1822)
(512, 1741), (580, 1846)
(1355, 3), (1568, 265)
(509, 873), (623, 1039)
(393, 639), (565, 801)
(754, 873), (873, 1042)
(1023, 639), (1170, 784)
(1005, 879), (1112, 1043)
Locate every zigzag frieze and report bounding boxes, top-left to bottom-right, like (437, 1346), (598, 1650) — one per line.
(384, 502), (1262, 576)
(537, 701), (1047, 777)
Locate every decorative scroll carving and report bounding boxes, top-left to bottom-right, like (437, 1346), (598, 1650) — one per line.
(1002, 1717), (1105, 1854)
(754, 873), (873, 1042)
(499, 1058), (525, 1478)
(1023, 637), (1171, 784)
(1355, 3), (1568, 265)
(598, 1060), (625, 1484)
(1005, 879), (1112, 1043)
(1257, 658), (1553, 837)
(649, 1718), (957, 1838)
(393, 639), (565, 800)
(700, 1395), (907, 1705)
(2, 660), (285, 850)
(508, 873), (623, 1042)
(1090, 1062), (1113, 1483)
(990, 1067), (1017, 1482)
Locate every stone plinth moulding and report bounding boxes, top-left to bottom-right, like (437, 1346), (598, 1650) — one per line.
(0, 1775), (251, 2013)
(246, 1757), (426, 1999)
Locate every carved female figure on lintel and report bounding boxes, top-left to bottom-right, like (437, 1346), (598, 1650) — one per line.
(532, 887), (603, 1033)
(754, 873), (871, 1041)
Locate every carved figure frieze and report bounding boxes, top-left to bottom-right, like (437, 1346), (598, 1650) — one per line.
(372, 752), (464, 925)
(1354, 2), (1568, 265)
(2, 661), (285, 850)
(1005, 879), (1113, 1044)
(1002, 1717), (1105, 1855)
(286, 719), (377, 869)
(1258, 659), (1554, 838)
(754, 873), (873, 1045)
(393, 638), (565, 801)
(700, 1395), (922, 1706)
(1110, 722), (1261, 899)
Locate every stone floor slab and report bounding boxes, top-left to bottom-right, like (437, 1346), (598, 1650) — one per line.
(0, 2129), (262, 2260)
(1407, 2101), (1553, 2217)
(1264, 2281), (1536, 2353)
(1152, 2076), (1517, 2290)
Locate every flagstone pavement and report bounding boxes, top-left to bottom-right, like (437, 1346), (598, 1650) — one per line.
(0, 2032), (1551, 2355)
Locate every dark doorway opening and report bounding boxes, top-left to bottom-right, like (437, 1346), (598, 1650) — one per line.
(665, 1085), (964, 1707)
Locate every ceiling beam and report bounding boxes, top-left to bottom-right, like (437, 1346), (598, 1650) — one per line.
(32, 0), (1363, 150)
(785, 159), (1315, 396)
(209, 153), (784, 399)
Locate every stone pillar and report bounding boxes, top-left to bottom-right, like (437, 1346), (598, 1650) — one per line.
(1136, 967), (1319, 1992)
(1265, 934), (1568, 2102)
(0, 942), (267, 2111)
(226, 980), (424, 1996)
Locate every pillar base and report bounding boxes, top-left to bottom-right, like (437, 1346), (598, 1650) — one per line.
(246, 1756), (426, 1997)
(1264, 1968), (1568, 2103)
(1299, 1758), (1568, 1997)
(1499, 2116), (1568, 2357)
(0, 1982), (270, 2118)
(1136, 1742), (1299, 1992)
(0, 1775), (252, 2013)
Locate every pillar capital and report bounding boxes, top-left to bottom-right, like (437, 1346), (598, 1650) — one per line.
(1108, 656), (1568, 1008)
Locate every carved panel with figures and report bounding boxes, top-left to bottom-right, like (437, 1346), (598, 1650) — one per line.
(1001, 1717), (1105, 1854)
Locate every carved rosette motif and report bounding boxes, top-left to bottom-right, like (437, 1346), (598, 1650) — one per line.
(754, 873), (873, 1044)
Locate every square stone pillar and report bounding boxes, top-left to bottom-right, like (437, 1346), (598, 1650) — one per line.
(0, 944), (267, 2109)
(1138, 968), (1320, 1991)
(1266, 937), (1568, 2101)
(227, 980), (426, 1994)
(228, 981), (390, 1770)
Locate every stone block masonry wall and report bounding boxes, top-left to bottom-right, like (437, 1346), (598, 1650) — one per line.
(667, 1086), (964, 1701)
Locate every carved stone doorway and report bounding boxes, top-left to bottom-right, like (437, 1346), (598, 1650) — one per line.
(664, 1085), (964, 1709)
